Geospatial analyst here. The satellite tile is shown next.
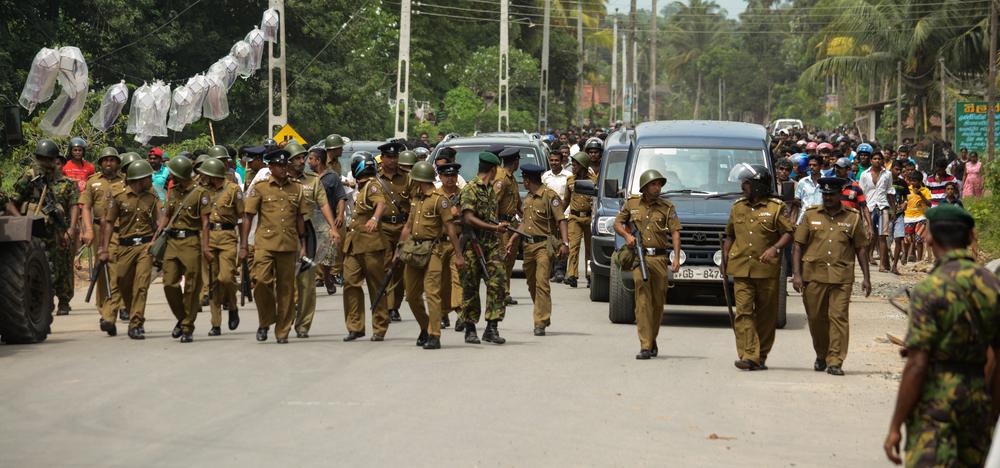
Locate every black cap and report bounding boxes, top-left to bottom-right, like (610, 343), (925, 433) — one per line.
(485, 144), (505, 156)
(499, 147), (521, 160)
(264, 149), (291, 165)
(925, 204), (975, 228)
(437, 163), (461, 175)
(817, 177), (847, 194)
(377, 141), (405, 156)
(520, 163), (544, 178)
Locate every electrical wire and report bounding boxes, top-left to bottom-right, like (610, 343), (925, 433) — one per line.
(91, 0), (207, 63)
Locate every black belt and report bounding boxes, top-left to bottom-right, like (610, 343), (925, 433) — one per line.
(498, 214), (514, 222)
(209, 222), (237, 231)
(642, 248), (670, 256)
(522, 235), (548, 244)
(119, 236), (153, 247)
(381, 214), (408, 224)
(932, 362), (985, 375)
(92, 218), (103, 225)
(412, 238), (435, 244)
(570, 209), (592, 217)
(167, 229), (199, 239)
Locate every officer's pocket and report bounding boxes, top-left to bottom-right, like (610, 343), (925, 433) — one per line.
(652, 211), (670, 231)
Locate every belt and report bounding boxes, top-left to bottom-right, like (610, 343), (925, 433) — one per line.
(522, 235), (548, 244)
(118, 236), (153, 247)
(381, 214), (408, 224)
(439, 235), (450, 241)
(570, 209), (592, 217)
(167, 229), (199, 239)
(209, 222), (237, 231)
(92, 218), (103, 226)
(642, 248), (670, 256)
(412, 238), (435, 244)
(498, 214), (514, 222)
(932, 362), (985, 375)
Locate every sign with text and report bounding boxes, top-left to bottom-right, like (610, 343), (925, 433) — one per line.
(955, 102), (1000, 153)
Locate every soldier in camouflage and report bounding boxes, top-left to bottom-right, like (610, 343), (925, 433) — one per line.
(884, 204), (1000, 467)
(8, 139), (80, 315)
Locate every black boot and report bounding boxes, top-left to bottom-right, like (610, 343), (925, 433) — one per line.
(441, 315), (450, 330)
(228, 309), (240, 330)
(504, 295), (518, 305)
(482, 320), (506, 344)
(99, 319), (117, 337)
(208, 327), (221, 336)
(454, 320), (466, 332)
(565, 277), (578, 288)
(180, 333), (193, 343)
(171, 321), (183, 339)
(256, 327), (268, 342)
(118, 308), (129, 321)
(128, 327), (145, 340)
(423, 336), (441, 349)
(343, 331), (365, 341)
(389, 309), (402, 322)
(56, 299), (71, 316)
(464, 323), (480, 344)
(416, 330), (429, 347)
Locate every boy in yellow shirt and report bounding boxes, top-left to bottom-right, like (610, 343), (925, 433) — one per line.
(903, 171), (931, 263)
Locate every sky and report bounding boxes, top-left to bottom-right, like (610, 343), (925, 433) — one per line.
(606, 0), (744, 19)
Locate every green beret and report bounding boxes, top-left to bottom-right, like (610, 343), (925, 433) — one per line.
(478, 152), (500, 166)
(925, 204), (975, 228)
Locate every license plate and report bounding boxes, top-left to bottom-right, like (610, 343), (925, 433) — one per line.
(673, 266), (724, 281)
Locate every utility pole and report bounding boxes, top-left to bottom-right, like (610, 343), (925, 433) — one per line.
(626, 0), (636, 125)
(632, 40), (638, 122)
(648, 0), (657, 121)
(498, 0), (510, 131)
(939, 57), (946, 142)
(896, 61), (902, 147)
(718, 78), (722, 120)
(610, 14), (617, 126)
(538, 0), (550, 132)
(393, 0), (411, 139)
(621, 32), (628, 124)
(988, 0), (997, 160)
(267, 0), (287, 138)
(576, 2), (584, 126)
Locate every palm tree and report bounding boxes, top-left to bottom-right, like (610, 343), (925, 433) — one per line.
(662, 0), (727, 119)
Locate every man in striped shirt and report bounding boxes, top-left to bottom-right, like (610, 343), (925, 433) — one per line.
(925, 159), (957, 207)
(835, 158), (873, 238)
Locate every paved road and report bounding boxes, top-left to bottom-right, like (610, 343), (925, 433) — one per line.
(1, 267), (907, 467)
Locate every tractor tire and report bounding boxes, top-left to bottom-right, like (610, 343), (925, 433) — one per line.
(0, 238), (53, 344)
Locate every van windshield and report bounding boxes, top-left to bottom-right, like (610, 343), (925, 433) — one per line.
(628, 147), (768, 195)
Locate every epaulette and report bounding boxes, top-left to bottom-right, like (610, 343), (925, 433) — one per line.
(805, 205), (822, 212)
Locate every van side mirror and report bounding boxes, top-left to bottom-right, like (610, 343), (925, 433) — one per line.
(603, 178), (620, 198)
(781, 181), (795, 201)
(574, 179), (597, 197)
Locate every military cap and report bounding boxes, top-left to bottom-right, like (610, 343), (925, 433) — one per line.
(925, 204), (975, 228)
(485, 144), (505, 156)
(817, 177), (847, 194)
(437, 163), (461, 175)
(834, 157), (852, 168)
(324, 134), (344, 150)
(264, 149), (292, 165)
(478, 152), (501, 166)
(377, 141), (406, 156)
(520, 163), (544, 178)
(498, 147), (520, 160)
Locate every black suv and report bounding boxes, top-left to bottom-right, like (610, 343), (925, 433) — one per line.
(578, 121), (787, 328)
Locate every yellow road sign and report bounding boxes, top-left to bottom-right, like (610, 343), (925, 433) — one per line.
(274, 124), (306, 145)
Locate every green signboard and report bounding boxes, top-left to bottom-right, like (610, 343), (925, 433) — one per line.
(955, 101), (1000, 153)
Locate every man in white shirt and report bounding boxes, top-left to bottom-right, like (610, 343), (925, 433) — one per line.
(542, 151), (572, 283)
(433, 148), (467, 189)
(858, 151), (895, 271)
(794, 155), (824, 224)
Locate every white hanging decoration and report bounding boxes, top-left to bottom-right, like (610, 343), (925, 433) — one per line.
(167, 85), (193, 132)
(208, 55), (240, 90)
(245, 27), (265, 73)
(56, 46), (88, 98)
(90, 81), (129, 132)
(261, 9), (279, 42)
(202, 74), (230, 121)
(39, 47), (90, 137)
(18, 47), (60, 114)
(231, 40), (254, 79)
(147, 81), (171, 137)
(185, 74), (210, 123)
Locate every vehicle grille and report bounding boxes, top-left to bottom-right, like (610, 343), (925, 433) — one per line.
(680, 224), (726, 265)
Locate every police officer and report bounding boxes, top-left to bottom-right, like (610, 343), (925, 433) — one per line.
(613, 170), (682, 360)
(565, 152), (596, 288)
(398, 150), (418, 176)
(584, 137), (603, 176)
(80, 147), (127, 332)
(722, 164), (794, 371)
(99, 160), (161, 339)
(9, 139), (79, 315)
(792, 177), (871, 375)
(458, 152), (509, 345)
(436, 162), (465, 332)
(240, 149), (308, 344)
(198, 158), (244, 336)
(496, 147), (522, 306)
(375, 141), (411, 322)
(119, 152), (143, 176)
(324, 134), (345, 176)
(397, 161), (465, 349)
(507, 164), (569, 336)
(884, 204), (998, 467)
(286, 141), (339, 338)
(342, 153), (390, 341)
(156, 155), (207, 343)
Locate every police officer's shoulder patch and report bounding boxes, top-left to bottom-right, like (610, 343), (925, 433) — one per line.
(440, 198), (450, 209)
(201, 196), (209, 206)
(235, 190), (243, 200)
(369, 184), (378, 194)
(494, 180), (503, 191)
(551, 197), (560, 207)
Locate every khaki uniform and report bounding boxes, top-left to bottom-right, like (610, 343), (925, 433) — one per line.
(204, 180), (243, 328)
(245, 177), (308, 339)
(376, 169), (411, 311)
(794, 205), (868, 367)
(343, 180), (390, 335)
(104, 186), (160, 328)
(162, 183), (209, 334)
(615, 195), (682, 351)
(566, 173), (597, 281)
(519, 186), (565, 328)
(495, 167), (521, 295)
(80, 172), (126, 320)
(292, 172), (329, 334)
(725, 197), (793, 364)
(402, 188), (456, 338)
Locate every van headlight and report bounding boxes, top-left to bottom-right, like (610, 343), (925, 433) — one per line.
(669, 250), (687, 265)
(713, 250), (723, 266)
(596, 216), (616, 235)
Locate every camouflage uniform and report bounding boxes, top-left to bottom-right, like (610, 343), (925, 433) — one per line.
(459, 176), (506, 324)
(11, 165), (79, 304)
(903, 249), (1000, 467)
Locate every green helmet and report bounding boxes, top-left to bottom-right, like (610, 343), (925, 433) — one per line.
(194, 153), (213, 169)
(166, 155), (194, 180)
(126, 159), (155, 181)
(34, 139), (60, 159)
(197, 157), (227, 179)
(285, 141), (307, 159)
(207, 145), (230, 160)
(398, 150), (418, 167)
(97, 147), (120, 163)
(324, 134), (344, 150)
(409, 161), (436, 183)
(69, 137), (88, 150)
(570, 152), (590, 168)
(638, 169), (667, 189)
(119, 152), (142, 172)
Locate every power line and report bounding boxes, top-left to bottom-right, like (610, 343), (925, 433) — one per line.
(91, 0), (207, 63)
